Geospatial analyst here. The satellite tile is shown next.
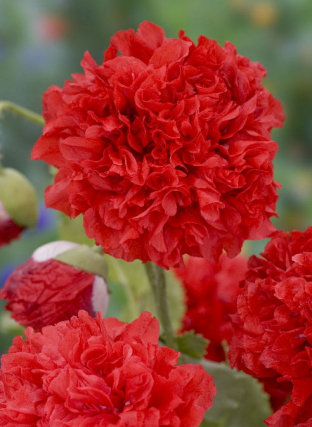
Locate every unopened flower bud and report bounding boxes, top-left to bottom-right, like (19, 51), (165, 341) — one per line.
(0, 241), (109, 330)
(0, 167), (38, 246)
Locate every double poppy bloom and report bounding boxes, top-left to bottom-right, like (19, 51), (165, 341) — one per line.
(229, 228), (312, 426)
(32, 21), (284, 269)
(0, 311), (215, 426)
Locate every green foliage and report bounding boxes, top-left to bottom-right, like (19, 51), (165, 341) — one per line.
(200, 420), (222, 427)
(105, 255), (185, 331)
(135, 267), (185, 332)
(106, 257), (149, 300)
(199, 360), (271, 427)
(54, 245), (108, 280)
(105, 256), (144, 321)
(58, 214), (95, 246)
(175, 330), (208, 359)
(58, 216), (184, 326)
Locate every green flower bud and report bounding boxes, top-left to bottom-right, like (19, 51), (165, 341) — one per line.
(0, 168), (38, 228)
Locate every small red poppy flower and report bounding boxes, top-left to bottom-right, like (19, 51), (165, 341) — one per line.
(32, 21), (284, 269)
(0, 240), (109, 330)
(176, 254), (247, 361)
(0, 311), (216, 426)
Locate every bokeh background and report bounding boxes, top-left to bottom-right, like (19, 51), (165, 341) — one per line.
(1, 0), (312, 351)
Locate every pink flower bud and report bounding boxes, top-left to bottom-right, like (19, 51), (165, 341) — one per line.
(0, 241), (109, 330)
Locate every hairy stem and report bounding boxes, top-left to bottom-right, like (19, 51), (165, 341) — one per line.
(0, 101), (44, 126)
(144, 261), (177, 350)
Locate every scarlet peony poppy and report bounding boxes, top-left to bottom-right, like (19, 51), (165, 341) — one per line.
(266, 396), (312, 427)
(32, 21), (284, 269)
(229, 228), (312, 425)
(0, 241), (109, 330)
(0, 311), (216, 426)
(176, 254), (247, 361)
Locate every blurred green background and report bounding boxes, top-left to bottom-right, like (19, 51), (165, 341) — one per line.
(0, 0), (312, 350)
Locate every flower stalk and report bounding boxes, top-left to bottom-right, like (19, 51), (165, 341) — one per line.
(144, 261), (177, 350)
(0, 101), (44, 126)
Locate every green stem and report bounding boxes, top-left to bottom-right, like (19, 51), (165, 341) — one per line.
(144, 261), (177, 350)
(0, 101), (44, 126)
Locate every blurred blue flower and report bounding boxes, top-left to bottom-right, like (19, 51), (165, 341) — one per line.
(25, 203), (57, 235)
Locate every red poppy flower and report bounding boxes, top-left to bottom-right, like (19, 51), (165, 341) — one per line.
(266, 397), (312, 427)
(0, 241), (109, 330)
(0, 311), (216, 426)
(229, 228), (312, 424)
(176, 254), (247, 361)
(32, 21), (284, 269)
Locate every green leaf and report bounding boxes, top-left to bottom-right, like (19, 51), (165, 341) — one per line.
(200, 420), (222, 427)
(175, 330), (208, 359)
(105, 256), (150, 300)
(199, 359), (271, 427)
(104, 256), (143, 322)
